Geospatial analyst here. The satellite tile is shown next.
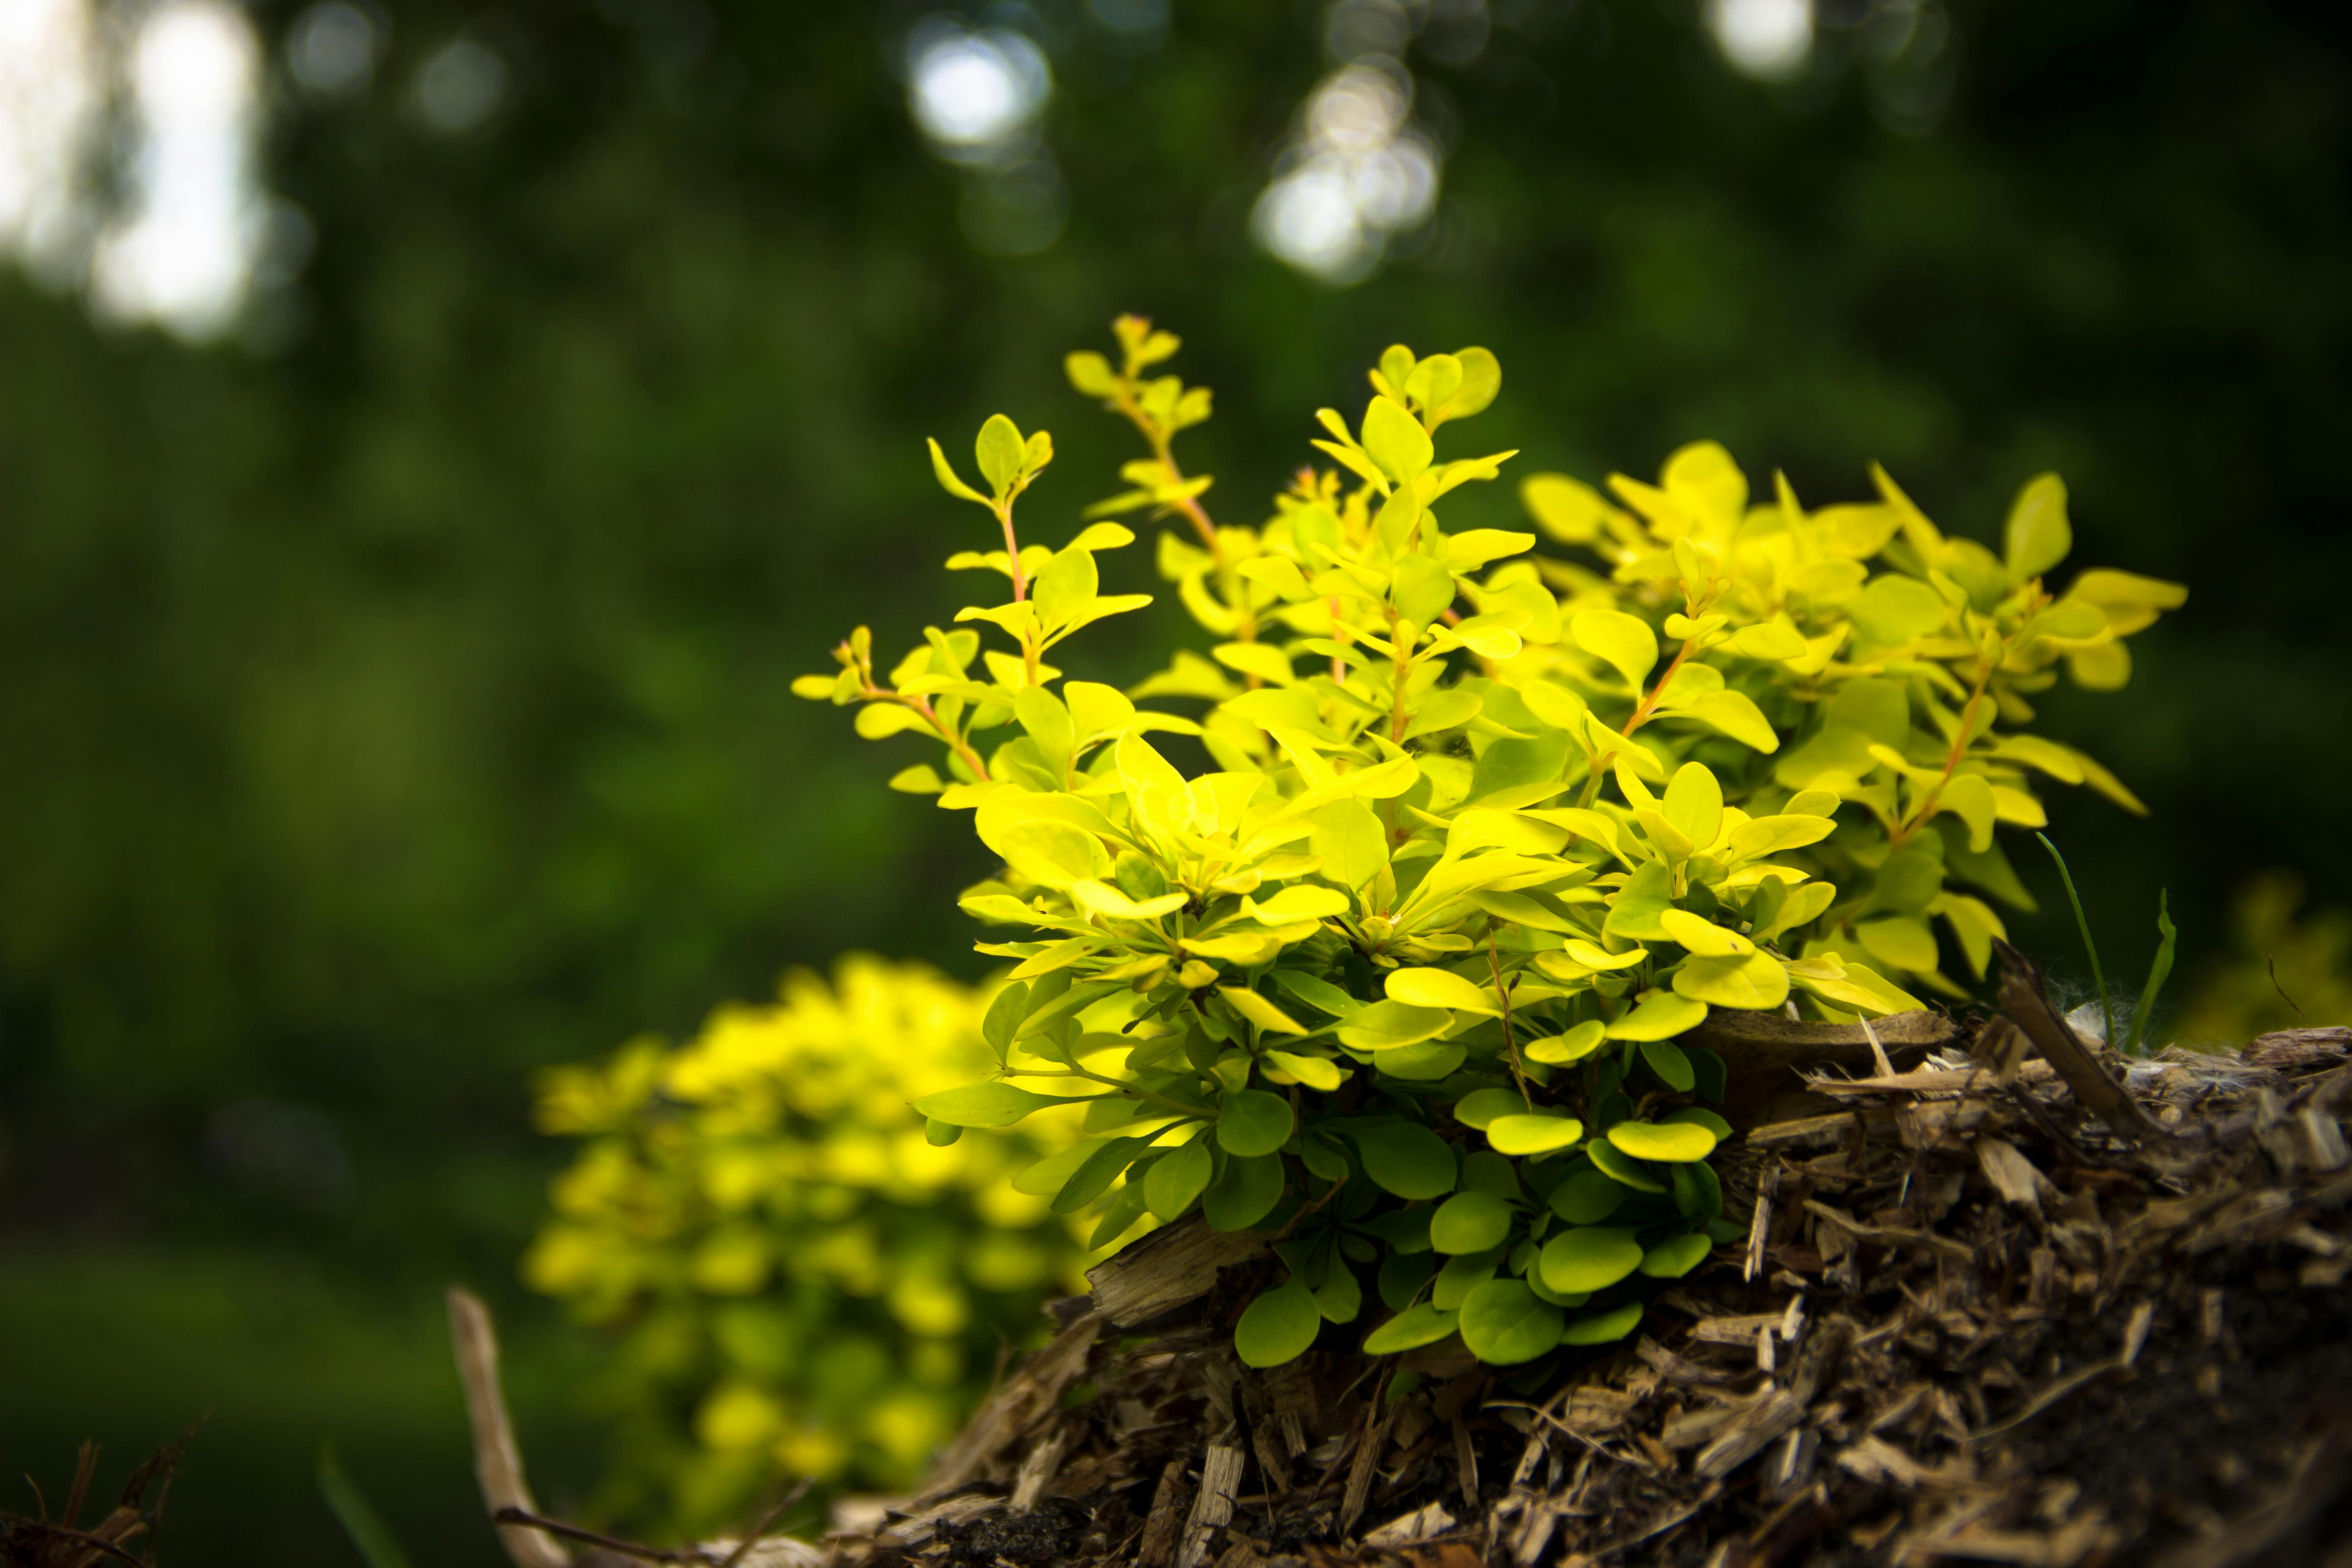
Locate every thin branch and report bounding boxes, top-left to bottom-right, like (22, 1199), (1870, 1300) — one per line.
(718, 1479), (816, 1568)
(489, 1507), (686, 1565)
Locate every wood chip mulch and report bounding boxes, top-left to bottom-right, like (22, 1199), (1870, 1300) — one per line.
(814, 1003), (2352, 1568)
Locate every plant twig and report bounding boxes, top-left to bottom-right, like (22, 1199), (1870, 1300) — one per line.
(490, 1507), (686, 1564)
(448, 1286), (573, 1568)
(718, 1478), (815, 1568)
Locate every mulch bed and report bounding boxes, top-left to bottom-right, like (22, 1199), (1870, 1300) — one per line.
(815, 1008), (2352, 1568)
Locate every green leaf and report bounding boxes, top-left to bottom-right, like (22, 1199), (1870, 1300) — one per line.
(1524, 1021), (1607, 1066)
(924, 1118), (963, 1147)
(1065, 350), (1117, 397)
(1457, 1279), (1564, 1366)
(1013, 1136), (1109, 1195)
(1217, 1089), (1296, 1157)
(1351, 1121), (1459, 1200)
(1673, 952), (1791, 1011)
(1486, 1114), (1584, 1156)
(1144, 1138), (1214, 1220)
(1688, 1046), (1728, 1102)
(1204, 1150), (1286, 1231)
(1586, 1140), (1667, 1192)
(2004, 472), (2072, 580)
(1316, 1261), (1363, 1323)
(1561, 1301), (1645, 1346)
(1664, 1107), (1734, 1139)
(1607, 1121), (1719, 1163)
(981, 981), (1029, 1056)
(1392, 553), (1456, 627)
(1386, 967), (1500, 1014)
(1363, 1302), (1460, 1355)
(927, 437), (989, 505)
(1548, 1170), (1627, 1225)
(1052, 1136), (1147, 1214)
(1671, 1159), (1724, 1221)
(887, 764), (946, 794)
(1337, 1000), (1454, 1052)
(1375, 1040), (1469, 1081)
(1433, 1248), (1501, 1309)
(1452, 1088), (1524, 1130)
(1436, 346), (1500, 425)
(2126, 889), (2178, 1058)
(1090, 1181), (1151, 1250)
(1273, 968), (1365, 1018)
(1539, 1227), (1643, 1294)
(1671, 690), (1780, 753)
(1848, 574), (1949, 645)
(1308, 801), (1389, 892)
(1431, 1191), (1514, 1254)
(913, 1080), (1078, 1128)
(1605, 993), (1708, 1041)
(977, 816), (1112, 890)
(1222, 986), (1308, 1036)
(1639, 1232), (1714, 1279)
(1639, 1039), (1695, 1093)
(1035, 544), (1100, 628)
(1265, 1049), (1346, 1090)
(1362, 394), (1434, 485)
(1377, 1250), (1438, 1310)
(976, 414), (1027, 495)
(1570, 608), (1658, 689)
(1234, 1278), (1323, 1368)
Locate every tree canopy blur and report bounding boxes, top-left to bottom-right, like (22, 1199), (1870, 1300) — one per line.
(0, 0), (2346, 1561)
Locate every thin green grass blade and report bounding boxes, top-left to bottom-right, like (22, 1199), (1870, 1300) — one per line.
(2125, 889), (2178, 1058)
(2035, 833), (2113, 1050)
(317, 1446), (416, 1568)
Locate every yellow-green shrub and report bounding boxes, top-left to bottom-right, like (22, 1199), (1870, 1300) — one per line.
(794, 316), (2182, 1376)
(525, 956), (1085, 1534)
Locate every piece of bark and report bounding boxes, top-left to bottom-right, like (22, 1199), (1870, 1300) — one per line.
(1450, 1416), (1479, 1504)
(1009, 1426), (1068, 1513)
(1086, 1218), (1272, 1328)
(1690, 1008), (1956, 1126)
(1994, 940), (2168, 1139)
(1744, 1166), (1779, 1283)
(1176, 1444), (1246, 1568)
(1135, 1460), (1192, 1568)
(1340, 1397), (1397, 1536)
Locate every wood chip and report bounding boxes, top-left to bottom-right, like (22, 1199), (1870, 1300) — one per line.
(1694, 1391), (1804, 1480)
(1086, 1219), (1271, 1328)
(1009, 1425), (1069, 1512)
(1135, 1459), (1191, 1568)
(1361, 1501), (1455, 1548)
(1175, 1444), (1245, 1568)
(1977, 1137), (2061, 1217)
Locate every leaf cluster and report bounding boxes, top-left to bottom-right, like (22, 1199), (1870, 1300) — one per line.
(796, 319), (2184, 1375)
(525, 957), (1085, 1533)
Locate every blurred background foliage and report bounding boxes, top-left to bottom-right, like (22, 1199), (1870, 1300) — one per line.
(0, 0), (2346, 1560)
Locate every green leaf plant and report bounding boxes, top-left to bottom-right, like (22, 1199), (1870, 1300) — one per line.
(793, 315), (2185, 1375)
(525, 957), (1087, 1534)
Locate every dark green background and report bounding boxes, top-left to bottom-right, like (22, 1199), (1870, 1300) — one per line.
(1, 0), (2346, 1560)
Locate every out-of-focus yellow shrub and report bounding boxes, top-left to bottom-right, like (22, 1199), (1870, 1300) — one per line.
(2181, 874), (2352, 1043)
(524, 956), (1088, 1536)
